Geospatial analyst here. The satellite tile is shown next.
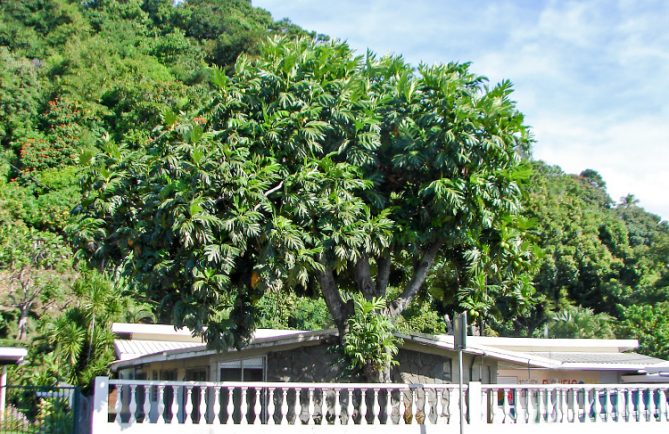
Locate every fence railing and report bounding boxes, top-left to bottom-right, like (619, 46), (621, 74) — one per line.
(0, 385), (81, 434)
(94, 378), (463, 427)
(480, 384), (669, 424)
(91, 377), (669, 433)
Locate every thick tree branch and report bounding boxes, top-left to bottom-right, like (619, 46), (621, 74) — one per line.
(318, 258), (352, 338)
(387, 239), (444, 317)
(354, 254), (375, 300)
(375, 251), (391, 297)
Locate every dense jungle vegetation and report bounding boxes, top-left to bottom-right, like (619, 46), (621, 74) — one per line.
(1, 0), (667, 388)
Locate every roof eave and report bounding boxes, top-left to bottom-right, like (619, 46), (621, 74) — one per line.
(111, 329), (335, 372)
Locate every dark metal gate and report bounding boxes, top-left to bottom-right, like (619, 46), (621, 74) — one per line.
(0, 385), (82, 434)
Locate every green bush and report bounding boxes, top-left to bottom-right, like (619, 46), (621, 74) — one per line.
(343, 296), (400, 382)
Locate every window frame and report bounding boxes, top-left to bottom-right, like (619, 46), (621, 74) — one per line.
(218, 357), (266, 382)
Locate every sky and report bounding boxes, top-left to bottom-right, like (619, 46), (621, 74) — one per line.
(254, 0), (669, 220)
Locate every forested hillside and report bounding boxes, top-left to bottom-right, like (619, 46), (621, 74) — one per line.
(0, 0), (667, 388)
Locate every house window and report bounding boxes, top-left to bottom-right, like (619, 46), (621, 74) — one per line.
(219, 358), (265, 382)
(159, 369), (178, 381)
(219, 358), (267, 423)
(185, 367), (208, 381)
(184, 367), (209, 422)
(151, 369), (178, 410)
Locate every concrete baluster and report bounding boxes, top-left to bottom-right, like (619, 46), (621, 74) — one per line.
(226, 388), (234, 424)
(172, 385), (181, 424)
(405, 388), (414, 424)
(254, 386), (262, 425)
(142, 385), (151, 423)
(648, 387), (656, 422)
(267, 388), (275, 424)
(280, 388), (288, 425)
(307, 388), (315, 425)
(212, 386), (221, 424)
(625, 388), (633, 423)
(527, 388), (535, 423)
(241, 387), (249, 425)
(604, 388), (612, 423)
(184, 386), (193, 424)
(156, 385), (165, 424)
(332, 389), (340, 425)
(114, 385), (123, 424)
(360, 388), (367, 424)
(659, 388), (668, 422)
(128, 385), (137, 424)
(592, 387), (600, 423)
(385, 388), (394, 425)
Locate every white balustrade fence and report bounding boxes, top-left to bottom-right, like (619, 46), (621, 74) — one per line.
(91, 377), (669, 434)
(481, 384), (669, 424)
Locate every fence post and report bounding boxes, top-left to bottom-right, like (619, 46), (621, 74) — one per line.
(92, 377), (110, 433)
(468, 382), (482, 426)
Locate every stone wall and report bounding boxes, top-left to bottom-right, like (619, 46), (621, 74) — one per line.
(392, 349), (452, 384)
(267, 344), (468, 384)
(267, 344), (345, 382)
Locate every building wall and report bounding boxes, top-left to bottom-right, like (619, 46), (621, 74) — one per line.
(398, 342), (497, 384)
(497, 368), (623, 384)
(265, 343), (497, 384)
(116, 341), (498, 384)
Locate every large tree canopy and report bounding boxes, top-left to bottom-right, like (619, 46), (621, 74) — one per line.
(72, 37), (533, 363)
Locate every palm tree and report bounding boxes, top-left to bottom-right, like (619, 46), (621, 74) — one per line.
(544, 305), (615, 339)
(619, 194), (640, 208)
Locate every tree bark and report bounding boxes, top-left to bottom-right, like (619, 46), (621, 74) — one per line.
(354, 255), (375, 300)
(318, 261), (353, 340)
(16, 303), (31, 341)
(375, 251), (391, 297)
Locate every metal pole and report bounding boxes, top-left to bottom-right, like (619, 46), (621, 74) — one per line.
(458, 348), (464, 434)
(455, 311), (467, 434)
(0, 365), (7, 423)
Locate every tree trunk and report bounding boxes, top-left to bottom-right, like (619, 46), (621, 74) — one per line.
(320, 241), (443, 383)
(16, 303), (31, 341)
(318, 262), (353, 343)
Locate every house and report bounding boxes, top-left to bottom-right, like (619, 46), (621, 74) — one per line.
(95, 327), (669, 432)
(463, 336), (669, 384)
(110, 323), (669, 385)
(111, 323), (497, 385)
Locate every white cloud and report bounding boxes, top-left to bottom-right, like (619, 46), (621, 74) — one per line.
(254, 0), (669, 220)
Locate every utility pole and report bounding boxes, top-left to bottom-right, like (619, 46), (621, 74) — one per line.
(454, 312), (468, 434)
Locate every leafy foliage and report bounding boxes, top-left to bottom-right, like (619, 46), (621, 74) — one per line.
(15, 270), (154, 391)
(539, 305), (616, 339)
(343, 296), (400, 381)
(0, 0), (294, 387)
(72, 36), (534, 367)
(1, 0), (668, 387)
(618, 302), (669, 359)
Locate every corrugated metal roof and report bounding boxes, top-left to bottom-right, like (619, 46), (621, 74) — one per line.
(458, 336), (638, 353)
(527, 352), (668, 366)
(114, 339), (204, 361)
(111, 329), (331, 371)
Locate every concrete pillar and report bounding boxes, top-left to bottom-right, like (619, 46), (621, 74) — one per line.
(91, 376), (110, 433)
